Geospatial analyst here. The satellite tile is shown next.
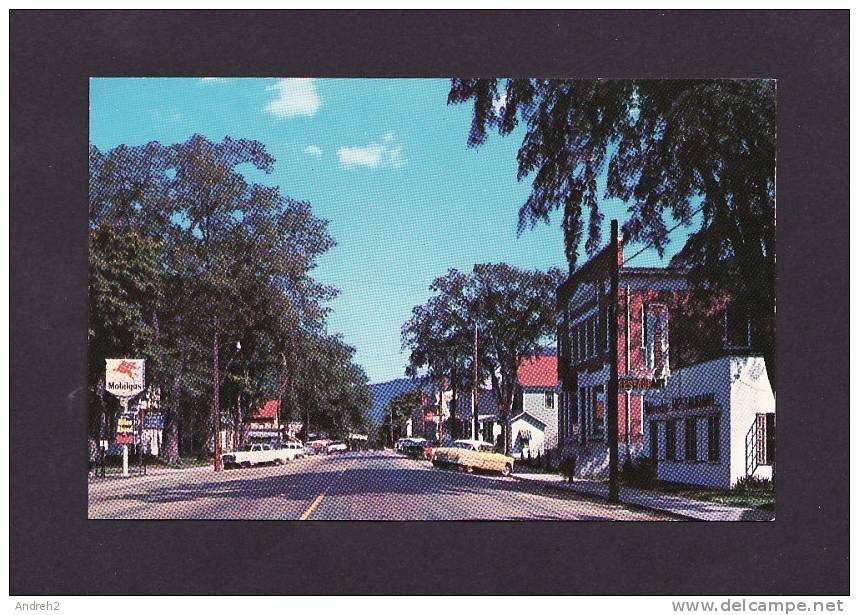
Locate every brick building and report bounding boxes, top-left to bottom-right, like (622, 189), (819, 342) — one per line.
(556, 232), (766, 479)
(557, 236), (685, 476)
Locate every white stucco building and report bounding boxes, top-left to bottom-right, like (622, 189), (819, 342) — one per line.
(643, 355), (775, 489)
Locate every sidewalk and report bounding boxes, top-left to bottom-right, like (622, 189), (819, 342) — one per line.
(513, 471), (774, 521)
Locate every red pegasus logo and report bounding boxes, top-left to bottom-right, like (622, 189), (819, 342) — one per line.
(113, 360), (139, 379)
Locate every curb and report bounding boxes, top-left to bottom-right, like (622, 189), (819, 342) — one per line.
(511, 474), (713, 521)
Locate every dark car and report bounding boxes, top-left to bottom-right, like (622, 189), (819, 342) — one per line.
(404, 439), (437, 460)
(403, 439), (428, 458)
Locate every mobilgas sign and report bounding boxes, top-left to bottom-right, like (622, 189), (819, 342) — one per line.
(105, 359), (145, 398)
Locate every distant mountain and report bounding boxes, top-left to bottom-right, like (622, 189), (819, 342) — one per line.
(367, 377), (423, 427)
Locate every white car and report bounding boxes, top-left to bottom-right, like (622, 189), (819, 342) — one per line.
(222, 443), (288, 468)
(276, 441), (305, 461)
(326, 441), (348, 454)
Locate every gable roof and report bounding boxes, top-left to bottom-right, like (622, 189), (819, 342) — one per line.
(511, 411), (547, 428)
(517, 355), (558, 388)
(248, 399), (279, 421)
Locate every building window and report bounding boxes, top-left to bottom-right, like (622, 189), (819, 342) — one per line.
(756, 413), (775, 465)
(591, 385), (605, 440)
(685, 417), (698, 461)
(665, 420), (676, 461)
(545, 391), (555, 409)
(482, 420), (494, 443)
(583, 318), (591, 358)
(578, 387), (587, 439)
(603, 303), (610, 352)
(707, 415), (720, 462)
(578, 324), (586, 362)
(650, 421), (659, 461)
(641, 303), (648, 349)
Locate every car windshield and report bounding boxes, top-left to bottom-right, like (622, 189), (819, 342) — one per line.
(453, 442), (476, 450)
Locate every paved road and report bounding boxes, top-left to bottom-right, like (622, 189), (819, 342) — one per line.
(88, 450), (677, 520)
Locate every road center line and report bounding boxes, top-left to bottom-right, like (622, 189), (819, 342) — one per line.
(299, 492), (326, 520)
(297, 455), (355, 521)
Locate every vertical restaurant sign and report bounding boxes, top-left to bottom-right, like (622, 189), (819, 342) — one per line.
(105, 359), (145, 397)
(645, 304), (670, 379)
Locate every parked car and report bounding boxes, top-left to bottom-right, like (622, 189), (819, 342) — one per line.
(404, 439), (436, 460)
(400, 438), (427, 456)
(305, 439), (330, 455)
(276, 441), (305, 461)
(431, 439), (515, 476)
(222, 443), (289, 468)
(421, 440), (439, 460)
(326, 441), (348, 454)
(402, 440), (426, 458)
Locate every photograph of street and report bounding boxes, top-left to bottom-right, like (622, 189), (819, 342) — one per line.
(88, 78), (775, 521)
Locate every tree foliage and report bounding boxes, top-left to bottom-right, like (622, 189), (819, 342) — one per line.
(449, 79), (775, 383)
(89, 135), (370, 461)
(403, 263), (562, 454)
(379, 388), (425, 447)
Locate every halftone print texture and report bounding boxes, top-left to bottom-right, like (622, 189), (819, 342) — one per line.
(88, 78), (774, 521)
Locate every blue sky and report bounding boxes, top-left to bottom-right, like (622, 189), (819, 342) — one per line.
(90, 78), (694, 384)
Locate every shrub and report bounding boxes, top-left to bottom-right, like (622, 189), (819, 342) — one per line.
(621, 456), (656, 488)
(559, 455), (577, 482)
(733, 476), (774, 494)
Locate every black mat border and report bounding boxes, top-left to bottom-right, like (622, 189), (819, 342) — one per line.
(9, 10), (849, 596)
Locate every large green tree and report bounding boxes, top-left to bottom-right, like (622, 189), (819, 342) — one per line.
(380, 388), (425, 447)
(404, 264), (562, 454)
(89, 135), (367, 462)
(449, 79), (776, 385)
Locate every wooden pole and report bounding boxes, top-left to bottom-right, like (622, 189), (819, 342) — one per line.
(473, 324), (479, 440)
(213, 329), (222, 472)
(608, 220), (620, 502)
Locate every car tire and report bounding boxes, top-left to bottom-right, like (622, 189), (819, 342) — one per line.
(502, 464), (513, 477)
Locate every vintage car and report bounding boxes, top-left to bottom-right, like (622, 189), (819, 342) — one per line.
(431, 439), (515, 476)
(222, 443), (290, 468)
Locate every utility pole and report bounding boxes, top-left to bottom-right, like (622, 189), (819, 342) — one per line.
(608, 220), (620, 502)
(472, 324), (479, 441)
(213, 329), (222, 472)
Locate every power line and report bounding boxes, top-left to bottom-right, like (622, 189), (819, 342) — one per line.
(620, 203), (706, 267)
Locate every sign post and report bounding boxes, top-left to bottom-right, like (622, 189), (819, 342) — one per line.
(608, 220), (620, 503)
(105, 358), (145, 477)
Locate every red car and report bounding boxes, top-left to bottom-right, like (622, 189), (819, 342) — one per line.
(421, 440), (439, 460)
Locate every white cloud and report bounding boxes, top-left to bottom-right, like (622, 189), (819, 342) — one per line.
(304, 145), (323, 157)
(264, 78), (321, 118)
(200, 78), (231, 85)
(337, 134), (406, 170)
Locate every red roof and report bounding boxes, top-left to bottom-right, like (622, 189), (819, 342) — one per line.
(517, 356), (558, 388)
(248, 399), (279, 420)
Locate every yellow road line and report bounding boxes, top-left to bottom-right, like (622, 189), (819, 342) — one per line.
(299, 492), (326, 520)
(298, 456), (356, 521)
